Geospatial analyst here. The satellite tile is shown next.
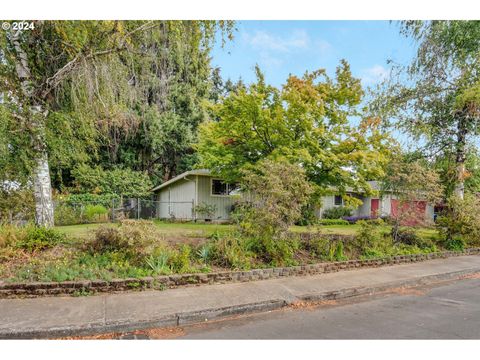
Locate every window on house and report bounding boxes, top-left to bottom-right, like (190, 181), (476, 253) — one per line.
(334, 195), (343, 206)
(211, 179), (239, 196)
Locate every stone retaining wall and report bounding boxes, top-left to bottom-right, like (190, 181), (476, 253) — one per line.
(1, 248), (479, 298)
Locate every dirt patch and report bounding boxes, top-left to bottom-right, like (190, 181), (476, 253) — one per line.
(385, 286), (427, 296)
(142, 327), (186, 339)
(58, 332), (118, 340)
(288, 299), (338, 310)
(57, 326), (186, 340)
(164, 236), (207, 246)
(459, 272), (480, 280)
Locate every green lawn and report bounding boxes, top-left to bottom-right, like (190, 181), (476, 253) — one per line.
(56, 221), (440, 241)
(55, 220), (234, 239)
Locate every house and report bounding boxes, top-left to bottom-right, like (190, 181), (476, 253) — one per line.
(318, 181), (435, 224)
(151, 169), (239, 221)
(152, 171), (435, 224)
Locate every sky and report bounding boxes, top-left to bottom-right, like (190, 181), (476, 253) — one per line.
(211, 20), (418, 88)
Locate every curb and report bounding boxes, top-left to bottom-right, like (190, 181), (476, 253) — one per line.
(1, 267), (479, 339)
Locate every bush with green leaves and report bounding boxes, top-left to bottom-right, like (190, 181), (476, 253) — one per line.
(392, 227), (433, 249)
(54, 203), (82, 226)
(0, 187), (34, 224)
(437, 194), (480, 247)
(84, 204), (109, 223)
(259, 236), (300, 266)
(169, 244), (193, 273)
(71, 165), (153, 198)
(355, 219), (386, 249)
(194, 203), (217, 221)
(90, 220), (159, 258)
(61, 193), (120, 208)
(443, 236), (466, 252)
(306, 237), (348, 261)
(234, 159), (314, 239)
(210, 235), (255, 270)
(322, 206), (352, 219)
(15, 226), (66, 252)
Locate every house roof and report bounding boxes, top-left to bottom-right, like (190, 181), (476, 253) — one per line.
(152, 169), (384, 194)
(151, 169), (211, 192)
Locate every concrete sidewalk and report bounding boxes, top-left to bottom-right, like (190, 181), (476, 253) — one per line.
(1, 255), (480, 339)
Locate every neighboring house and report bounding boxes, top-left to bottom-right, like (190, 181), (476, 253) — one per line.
(151, 169), (239, 221)
(318, 181), (435, 224)
(152, 171), (435, 223)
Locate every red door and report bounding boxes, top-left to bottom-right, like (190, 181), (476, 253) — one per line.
(371, 199), (380, 217)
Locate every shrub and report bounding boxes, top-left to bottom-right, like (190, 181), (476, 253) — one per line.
(262, 237), (299, 266)
(54, 204), (82, 226)
(16, 226), (66, 252)
(84, 204), (109, 223)
(392, 228), (433, 249)
(297, 203), (319, 226)
(305, 236), (348, 261)
(170, 244), (192, 273)
(235, 159), (314, 240)
(355, 219), (388, 254)
(210, 235), (255, 270)
(71, 165), (153, 198)
(318, 219), (350, 226)
(443, 236), (466, 252)
(194, 203), (217, 221)
(0, 188), (34, 224)
(342, 215), (376, 224)
(322, 206), (352, 219)
(61, 193), (120, 208)
(90, 220), (159, 257)
(437, 194), (480, 247)
(0, 225), (23, 248)
(331, 241), (348, 261)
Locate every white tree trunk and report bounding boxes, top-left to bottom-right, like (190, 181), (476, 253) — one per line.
(11, 28), (55, 227)
(33, 150), (54, 227)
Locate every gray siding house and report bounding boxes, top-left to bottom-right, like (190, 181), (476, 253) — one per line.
(152, 169), (239, 221)
(317, 181), (435, 222)
(152, 171), (435, 223)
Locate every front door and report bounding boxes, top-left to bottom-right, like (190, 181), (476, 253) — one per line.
(371, 199), (380, 217)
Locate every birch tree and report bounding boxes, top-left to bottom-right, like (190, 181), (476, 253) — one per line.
(372, 21), (480, 200)
(0, 21), (233, 227)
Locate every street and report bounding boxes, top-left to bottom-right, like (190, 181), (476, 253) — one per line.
(172, 277), (480, 339)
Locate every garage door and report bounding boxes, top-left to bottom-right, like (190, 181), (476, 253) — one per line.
(390, 199), (426, 226)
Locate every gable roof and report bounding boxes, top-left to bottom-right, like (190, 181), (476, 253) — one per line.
(151, 169), (212, 192)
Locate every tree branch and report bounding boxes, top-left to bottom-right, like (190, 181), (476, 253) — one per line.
(41, 21), (156, 99)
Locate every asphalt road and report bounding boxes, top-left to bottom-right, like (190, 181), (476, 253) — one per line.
(174, 277), (480, 339)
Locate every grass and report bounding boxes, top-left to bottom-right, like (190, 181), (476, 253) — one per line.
(55, 221), (440, 241)
(55, 220), (233, 239)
